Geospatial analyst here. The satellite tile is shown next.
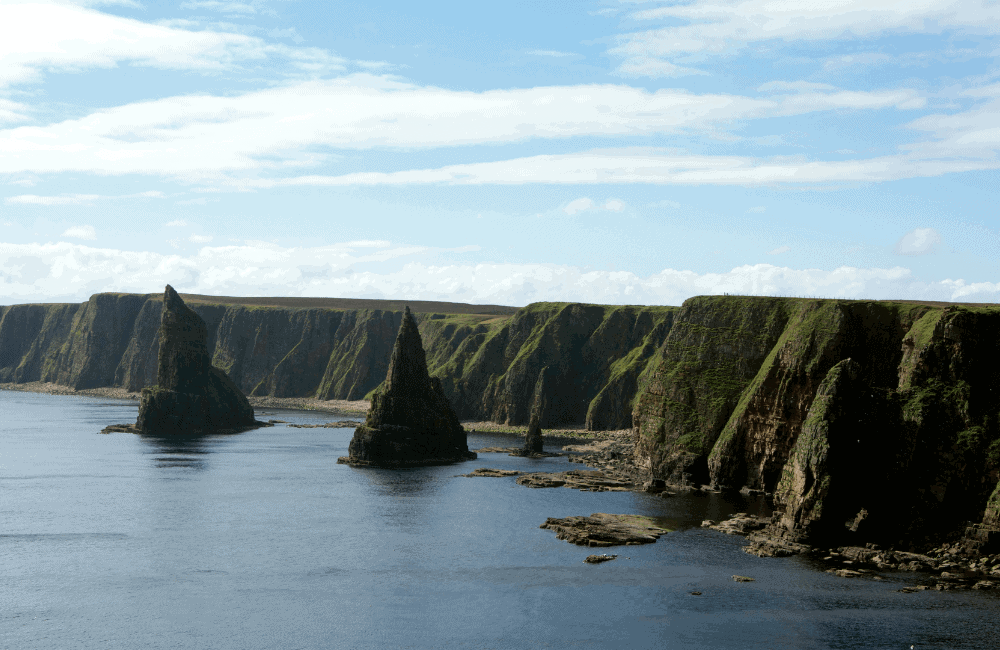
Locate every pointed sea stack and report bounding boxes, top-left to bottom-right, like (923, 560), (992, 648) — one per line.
(338, 307), (476, 466)
(522, 410), (544, 455)
(134, 285), (258, 435)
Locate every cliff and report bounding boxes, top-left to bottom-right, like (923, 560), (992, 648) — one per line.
(632, 296), (1000, 551)
(0, 294), (673, 431)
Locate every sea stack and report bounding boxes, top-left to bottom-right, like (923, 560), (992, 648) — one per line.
(522, 411), (544, 455)
(338, 307), (475, 466)
(135, 285), (257, 435)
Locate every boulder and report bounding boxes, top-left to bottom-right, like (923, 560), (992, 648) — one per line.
(135, 286), (257, 435)
(338, 307), (476, 466)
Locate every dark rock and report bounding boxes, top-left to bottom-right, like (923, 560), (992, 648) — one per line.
(134, 286), (258, 435)
(338, 307), (475, 466)
(287, 420), (363, 429)
(642, 479), (666, 493)
(584, 554), (618, 564)
(539, 513), (670, 547)
(732, 575), (755, 582)
(462, 468), (521, 477)
(521, 409), (544, 455)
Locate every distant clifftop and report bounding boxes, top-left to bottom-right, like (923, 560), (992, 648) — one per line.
(0, 293), (675, 431)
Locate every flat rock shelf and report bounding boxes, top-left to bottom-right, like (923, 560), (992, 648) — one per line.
(540, 513), (672, 547)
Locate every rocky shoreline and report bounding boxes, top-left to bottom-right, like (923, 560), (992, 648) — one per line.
(0, 381), (370, 415)
(701, 512), (1000, 592)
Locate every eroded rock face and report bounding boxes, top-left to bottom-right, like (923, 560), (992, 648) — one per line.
(339, 307), (475, 466)
(136, 286), (256, 434)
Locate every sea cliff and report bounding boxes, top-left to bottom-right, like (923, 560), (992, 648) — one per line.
(0, 294), (674, 431)
(631, 296), (1000, 551)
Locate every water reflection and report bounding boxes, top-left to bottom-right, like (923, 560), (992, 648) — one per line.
(138, 433), (212, 471)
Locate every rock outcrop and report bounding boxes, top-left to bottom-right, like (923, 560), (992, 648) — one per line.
(135, 286), (257, 435)
(338, 307), (475, 466)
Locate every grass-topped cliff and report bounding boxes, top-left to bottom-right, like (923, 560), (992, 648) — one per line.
(632, 295), (1000, 551)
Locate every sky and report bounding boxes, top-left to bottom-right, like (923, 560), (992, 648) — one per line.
(1, 0), (999, 306)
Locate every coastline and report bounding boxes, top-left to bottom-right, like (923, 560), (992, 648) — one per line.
(0, 383), (630, 444)
(0, 382), (370, 415)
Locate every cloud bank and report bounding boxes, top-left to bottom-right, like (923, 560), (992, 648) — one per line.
(2, 240), (997, 305)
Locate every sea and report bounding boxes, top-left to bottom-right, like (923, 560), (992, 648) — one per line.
(2, 389), (998, 650)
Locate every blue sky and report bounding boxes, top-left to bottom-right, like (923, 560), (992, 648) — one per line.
(1, 0), (999, 305)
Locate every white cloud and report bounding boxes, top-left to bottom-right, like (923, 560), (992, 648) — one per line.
(248, 148), (1000, 188)
(766, 245), (790, 255)
(748, 206), (766, 213)
(61, 225), (96, 240)
(7, 194), (101, 206)
(189, 234), (213, 244)
(614, 56), (709, 78)
(2, 240), (998, 305)
(895, 227), (942, 255)
(165, 219), (188, 227)
(4, 191), (165, 205)
(613, 0), (1000, 77)
(563, 197), (594, 214)
(562, 197), (626, 214)
(181, 1), (257, 13)
(0, 0), (275, 88)
(0, 75), (928, 180)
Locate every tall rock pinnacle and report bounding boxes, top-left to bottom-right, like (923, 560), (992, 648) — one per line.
(339, 307), (475, 466)
(135, 285), (257, 435)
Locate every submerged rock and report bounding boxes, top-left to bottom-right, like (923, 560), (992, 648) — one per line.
(133, 286), (258, 435)
(338, 307), (475, 466)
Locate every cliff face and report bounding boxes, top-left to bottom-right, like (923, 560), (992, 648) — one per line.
(632, 296), (1000, 550)
(0, 294), (673, 431)
(424, 303), (675, 429)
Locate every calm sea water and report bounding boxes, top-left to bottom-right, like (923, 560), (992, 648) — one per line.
(1, 390), (998, 650)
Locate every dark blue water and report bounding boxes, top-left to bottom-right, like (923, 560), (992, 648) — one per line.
(2, 390), (998, 649)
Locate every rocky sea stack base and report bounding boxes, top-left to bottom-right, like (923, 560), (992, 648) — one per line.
(338, 307), (476, 467)
(105, 285), (260, 435)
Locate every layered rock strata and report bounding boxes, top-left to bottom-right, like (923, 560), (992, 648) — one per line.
(135, 286), (258, 435)
(338, 307), (475, 466)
